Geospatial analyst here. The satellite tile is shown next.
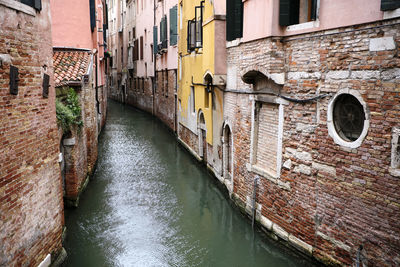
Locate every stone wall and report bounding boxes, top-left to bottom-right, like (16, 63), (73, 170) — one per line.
(226, 19), (400, 266)
(0, 1), (64, 265)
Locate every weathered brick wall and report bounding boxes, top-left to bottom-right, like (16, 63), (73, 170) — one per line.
(0, 1), (64, 265)
(125, 76), (154, 114)
(62, 129), (88, 206)
(226, 20), (400, 266)
(179, 123), (199, 155)
(154, 69), (177, 131)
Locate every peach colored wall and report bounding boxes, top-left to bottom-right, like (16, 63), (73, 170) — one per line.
(242, 0), (273, 42)
(155, 0), (178, 71)
(51, 0), (93, 49)
(214, 20), (226, 75)
(213, 0), (226, 16)
(242, 0), (390, 42)
(135, 0), (155, 77)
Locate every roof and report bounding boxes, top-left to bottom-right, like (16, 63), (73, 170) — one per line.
(53, 48), (91, 87)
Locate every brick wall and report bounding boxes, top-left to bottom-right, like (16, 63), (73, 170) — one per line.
(125, 76), (154, 114)
(226, 20), (400, 266)
(0, 1), (64, 265)
(154, 69), (177, 131)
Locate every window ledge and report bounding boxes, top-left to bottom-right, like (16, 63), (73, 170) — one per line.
(383, 8), (400, 19)
(226, 38), (241, 48)
(246, 163), (290, 191)
(0, 0), (36, 16)
(286, 20), (319, 32)
(389, 168), (400, 177)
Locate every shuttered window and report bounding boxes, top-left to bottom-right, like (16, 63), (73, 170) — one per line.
(226, 0), (243, 41)
(169, 5), (178, 46)
(279, 0), (317, 26)
(20, 0), (41, 11)
(133, 39), (139, 61)
(153, 26), (158, 54)
(90, 0), (96, 32)
(140, 36), (144, 60)
(381, 0), (400, 11)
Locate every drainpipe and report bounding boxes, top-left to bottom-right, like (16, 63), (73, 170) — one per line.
(152, 0), (156, 116)
(252, 176), (260, 229)
(93, 49), (101, 115)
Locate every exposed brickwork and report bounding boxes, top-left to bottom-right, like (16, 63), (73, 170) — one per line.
(123, 76), (154, 114)
(226, 20), (400, 266)
(179, 123), (199, 155)
(154, 69), (177, 131)
(55, 57), (101, 207)
(0, 1), (63, 265)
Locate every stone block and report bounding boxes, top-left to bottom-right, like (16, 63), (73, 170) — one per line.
(369, 36), (396, 51)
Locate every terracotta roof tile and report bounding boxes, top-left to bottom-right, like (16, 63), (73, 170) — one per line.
(53, 49), (91, 87)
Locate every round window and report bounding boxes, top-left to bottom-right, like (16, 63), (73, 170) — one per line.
(332, 94), (365, 142)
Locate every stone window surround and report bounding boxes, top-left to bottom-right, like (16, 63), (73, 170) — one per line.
(247, 94), (290, 191)
(390, 127), (400, 177)
(327, 88), (370, 149)
(0, 0), (36, 16)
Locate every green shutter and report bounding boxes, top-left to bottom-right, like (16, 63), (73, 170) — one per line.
(153, 26), (158, 54)
(170, 5), (178, 46)
(226, 0), (243, 41)
(160, 20), (163, 44)
(164, 16), (168, 42)
(381, 0), (400, 11)
(234, 0), (243, 39)
(279, 0), (291, 26)
(90, 0), (96, 32)
(279, 0), (299, 26)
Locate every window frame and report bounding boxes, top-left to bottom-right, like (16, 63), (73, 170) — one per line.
(327, 89), (370, 149)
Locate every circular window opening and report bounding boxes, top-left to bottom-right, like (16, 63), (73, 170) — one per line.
(333, 94), (365, 142)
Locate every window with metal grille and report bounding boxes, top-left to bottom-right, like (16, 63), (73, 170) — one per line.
(333, 94), (365, 142)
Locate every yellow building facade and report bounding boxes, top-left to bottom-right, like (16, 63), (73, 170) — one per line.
(177, 0), (226, 174)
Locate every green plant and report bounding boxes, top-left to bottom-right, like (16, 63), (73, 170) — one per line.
(55, 88), (83, 134)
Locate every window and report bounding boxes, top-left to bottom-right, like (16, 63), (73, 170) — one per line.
(333, 94), (365, 142)
(279, 0), (318, 26)
(381, 0), (400, 11)
(140, 36), (144, 60)
(187, 2), (203, 52)
(20, 0), (41, 11)
(170, 5), (178, 46)
(327, 89), (369, 149)
(153, 26), (158, 54)
(226, 0), (243, 41)
(133, 39), (139, 61)
(159, 16), (168, 50)
(121, 46), (123, 65)
(191, 86), (195, 113)
(90, 0), (96, 31)
(255, 103), (280, 175)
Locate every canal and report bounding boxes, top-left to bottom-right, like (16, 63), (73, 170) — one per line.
(63, 100), (315, 267)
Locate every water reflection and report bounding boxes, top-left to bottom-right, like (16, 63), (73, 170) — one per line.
(63, 100), (315, 267)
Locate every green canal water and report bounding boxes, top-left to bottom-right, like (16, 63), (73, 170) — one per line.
(63, 100), (316, 267)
